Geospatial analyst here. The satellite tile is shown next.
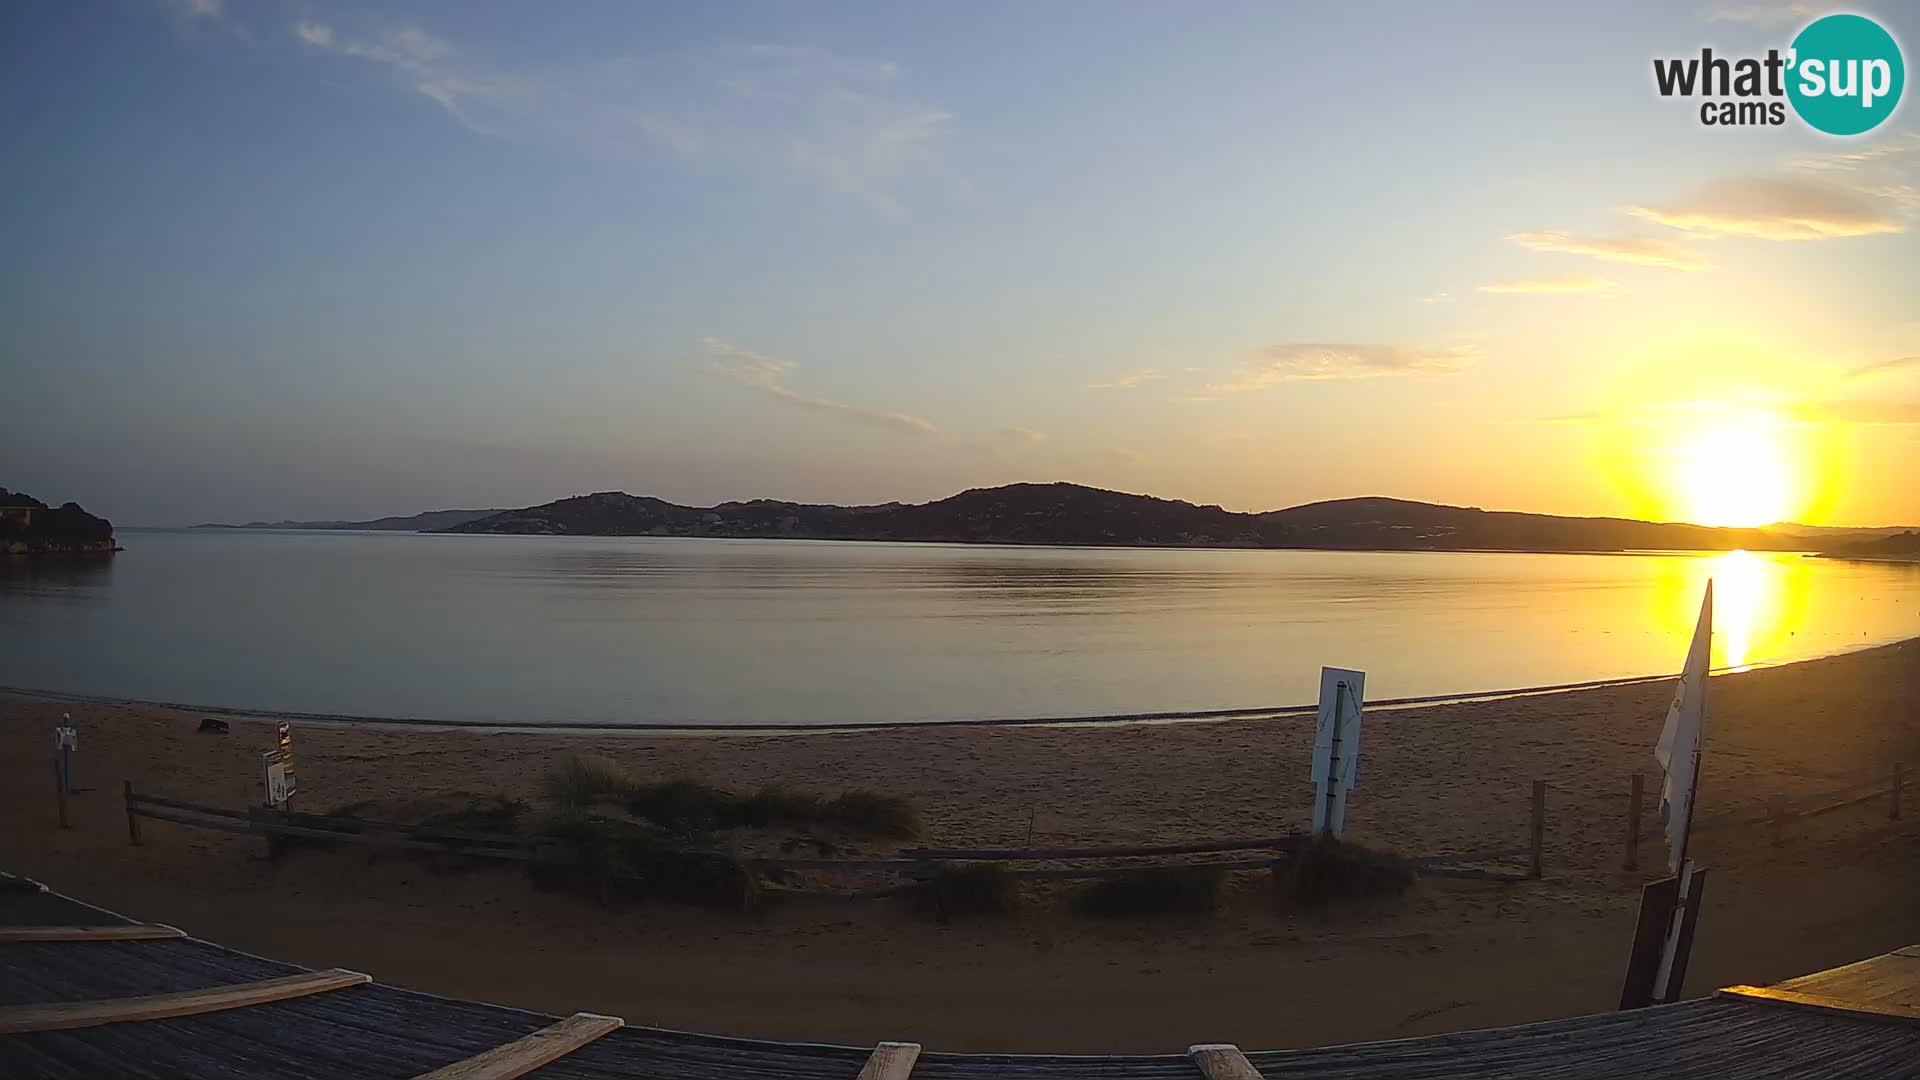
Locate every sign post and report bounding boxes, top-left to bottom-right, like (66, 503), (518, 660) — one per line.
(262, 722), (296, 810)
(53, 714), (77, 796)
(1310, 668), (1366, 837)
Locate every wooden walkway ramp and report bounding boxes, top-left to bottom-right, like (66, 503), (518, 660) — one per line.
(1, 872), (1916, 1079)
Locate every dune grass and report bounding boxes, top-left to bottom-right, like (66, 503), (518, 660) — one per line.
(1074, 865), (1226, 917)
(416, 795), (528, 836)
(530, 814), (758, 910)
(542, 754), (635, 814)
(538, 754), (922, 840)
(623, 780), (922, 840)
(911, 861), (1021, 920)
(1280, 834), (1414, 908)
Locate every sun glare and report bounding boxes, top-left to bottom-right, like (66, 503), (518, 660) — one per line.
(1668, 416), (1798, 528)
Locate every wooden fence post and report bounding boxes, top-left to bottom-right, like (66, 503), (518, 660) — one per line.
(124, 781), (142, 846)
(1625, 772), (1643, 871)
(55, 760), (70, 830)
(1893, 763), (1904, 822)
(1529, 780), (1546, 879)
(1768, 795), (1787, 848)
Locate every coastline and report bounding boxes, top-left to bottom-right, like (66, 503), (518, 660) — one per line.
(0, 634), (1901, 736)
(3, 638), (1916, 1052)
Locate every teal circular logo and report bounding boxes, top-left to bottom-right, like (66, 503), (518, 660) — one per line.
(1787, 14), (1904, 136)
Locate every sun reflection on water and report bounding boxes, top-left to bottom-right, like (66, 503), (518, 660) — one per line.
(1654, 548), (1812, 673)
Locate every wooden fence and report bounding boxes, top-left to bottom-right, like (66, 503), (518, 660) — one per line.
(120, 784), (1544, 892)
(1619, 763), (1904, 871)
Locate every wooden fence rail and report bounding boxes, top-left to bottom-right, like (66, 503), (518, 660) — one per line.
(1622, 763), (1906, 869)
(121, 785), (1542, 889)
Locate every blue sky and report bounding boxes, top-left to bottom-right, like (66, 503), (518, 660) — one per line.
(3, 1), (1917, 526)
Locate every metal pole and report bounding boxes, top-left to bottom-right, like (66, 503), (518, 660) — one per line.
(1529, 780), (1546, 879)
(1321, 682), (1347, 837)
(1625, 773), (1643, 871)
(55, 760), (69, 830)
(124, 780), (142, 846)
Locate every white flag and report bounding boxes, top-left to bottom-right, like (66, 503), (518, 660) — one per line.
(1655, 581), (1712, 875)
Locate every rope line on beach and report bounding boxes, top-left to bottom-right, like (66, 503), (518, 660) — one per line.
(0, 671), (1688, 733)
(0, 637), (1902, 733)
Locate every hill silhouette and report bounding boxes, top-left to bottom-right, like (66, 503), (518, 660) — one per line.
(441, 482), (1807, 553)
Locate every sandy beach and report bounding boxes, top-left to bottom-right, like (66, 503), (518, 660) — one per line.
(3, 641), (1917, 1054)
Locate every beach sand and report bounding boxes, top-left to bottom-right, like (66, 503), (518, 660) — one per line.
(3, 641), (1917, 1054)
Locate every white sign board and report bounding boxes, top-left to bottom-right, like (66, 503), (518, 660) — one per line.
(1310, 667), (1366, 836)
(262, 749), (296, 807)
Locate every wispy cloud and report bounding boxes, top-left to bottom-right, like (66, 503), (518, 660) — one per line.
(177, 0), (223, 17)
(1804, 400), (1920, 425)
(1846, 355), (1920, 380)
(1629, 177), (1904, 240)
(1507, 231), (1707, 271)
(292, 23), (950, 208)
(1209, 344), (1475, 392)
(700, 338), (937, 435)
(1705, 3), (1816, 25)
(998, 425), (1048, 443)
(1789, 134), (1920, 173)
(1416, 291), (1452, 304)
(1478, 274), (1620, 294)
(1087, 369), (1162, 390)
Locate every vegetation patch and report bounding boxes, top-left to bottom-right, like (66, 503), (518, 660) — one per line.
(1280, 834), (1414, 908)
(623, 779), (922, 840)
(543, 755), (635, 814)
(543, 755), (922, 841)
(416, 794), (528, 836)
(910, 861), (1021, 920)
(530, 814), (758, 910)
(263, 801), (372, 858)
(1073, 865), (1226, 917)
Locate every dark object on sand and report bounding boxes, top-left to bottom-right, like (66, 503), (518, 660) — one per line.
(197, 718), (230, 735)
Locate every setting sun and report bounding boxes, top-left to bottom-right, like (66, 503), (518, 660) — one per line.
(1671, 420), (1797, 528)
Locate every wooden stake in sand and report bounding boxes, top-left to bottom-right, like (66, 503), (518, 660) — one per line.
(124, 780), (142, 846)
(1624, 773), (1643, 871)
(1529, 780), (1546, 879)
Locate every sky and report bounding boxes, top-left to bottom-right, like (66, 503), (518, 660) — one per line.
(3, 1), (1917, 528)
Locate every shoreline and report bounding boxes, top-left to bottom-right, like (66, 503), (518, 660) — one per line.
(3, 635), (1908, 736)
(4, 639), (1917, 1051)
(131, 522), (1834, 559)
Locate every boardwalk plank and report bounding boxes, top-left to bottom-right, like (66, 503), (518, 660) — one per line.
(412, 1012), (624, 1080)
(0, 968), (369, 1034)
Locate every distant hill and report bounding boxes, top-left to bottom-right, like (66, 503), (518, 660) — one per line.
(1765, 522), (1919, 541)
(194, 509), (506, 532)
(1, 488), (116, 555)
(440, 482), (1816, 553)
(1820, 530), (1920, 562)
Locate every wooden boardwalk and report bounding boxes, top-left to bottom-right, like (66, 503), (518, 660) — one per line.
(1, 871), (1916, 1078)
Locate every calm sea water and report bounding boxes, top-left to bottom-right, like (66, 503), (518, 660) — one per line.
(2, 530), (1917, 726)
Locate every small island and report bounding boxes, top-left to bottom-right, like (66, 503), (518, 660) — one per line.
(0, 488), (117, 555)
(1821, 530), (1920, 563)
